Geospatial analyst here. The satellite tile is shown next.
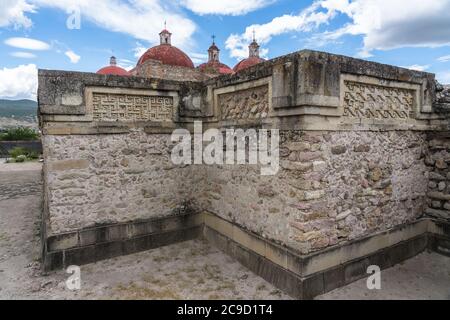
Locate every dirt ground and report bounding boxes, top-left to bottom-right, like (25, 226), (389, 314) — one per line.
(317, 252), (450, 300)
(0, 162), (448, 300)
(0, 163), (289, 300)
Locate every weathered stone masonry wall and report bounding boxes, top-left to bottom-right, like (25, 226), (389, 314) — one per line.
(38, 71), (205, 242)
(42, 131), (201, 235)
(199, 130), (428, 254)
(425, 132), (450, 221)
(39, 50), (450, 266)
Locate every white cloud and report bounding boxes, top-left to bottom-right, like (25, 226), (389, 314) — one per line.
(227, 0), (450, 59)
(65, 50), (80, 63)
(0, 64), (38, 100)
(190, 52), (208, 64)
(310, 0), (450, 58)
(0, 0), (35, 28)
(133, 42), (148, 58)
(438, 55), (450, 63)
(226, 2), (335, 59)
(316, 0), (450, 55)
(4, 37), (50, 50)
(119, 64), (134, 72)
(179, 0), (275, 16)
(401, 64), (430, 72)
(26, 0), (196, 49)
(116, 58), (135, 71)
(437, 71), (450, 84)
(10, 51), (36, 58)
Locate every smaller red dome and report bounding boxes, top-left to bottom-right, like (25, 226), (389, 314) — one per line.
(97, 56), (130, 76)
(233, 56), (265, 72)
(198, 61), (233, 75)
(97, 66), (130, 76)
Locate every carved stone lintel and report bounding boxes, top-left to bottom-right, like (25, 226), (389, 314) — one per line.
(342, 80), (414, 120)
(92, 93), (173, 122)
(218, 85), (269, 120)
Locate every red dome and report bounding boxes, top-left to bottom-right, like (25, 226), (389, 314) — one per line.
(137, 44), (194, 68)
(233, 56), (265, 72)
(96, 65), (130, 76)
(198, 61), (233, 75)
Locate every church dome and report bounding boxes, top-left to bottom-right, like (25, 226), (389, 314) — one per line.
(136, 28), (194, 69)
(233, 56), (265, 72)
(233, 38), (265, 72)
(198, 61), (234, 75)
(198, 37), (233, 75)
(97, 56), (130, 76)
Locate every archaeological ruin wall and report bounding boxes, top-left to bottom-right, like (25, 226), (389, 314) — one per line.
(38, 50), (450, 298)
(195, 51), (448, 254)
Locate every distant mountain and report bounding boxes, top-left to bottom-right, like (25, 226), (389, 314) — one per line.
(0, 99), (37, 120)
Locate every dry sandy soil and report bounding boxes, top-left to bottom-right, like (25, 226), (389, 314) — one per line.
(0, 162), (449, 300)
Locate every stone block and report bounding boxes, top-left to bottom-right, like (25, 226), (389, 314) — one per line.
(96, 241), (123, 261)
(264, 241), (288, 269)
(302, 273), (325, 300)
(48, 159), (90, 171)
(64, 246), (96, 267)
(43, 251), (63, 271)
(232, 226), (266, 257)
(304, 190), (325, 201)
(280, 160), (313, 172)
(47, 233), (79, 251)
(107, 224), (127, 242)
(79, 229), (98, 247)
(344, 257), (370, 285)
(323, 266), (345, 293)
(331, 145), (346, 155)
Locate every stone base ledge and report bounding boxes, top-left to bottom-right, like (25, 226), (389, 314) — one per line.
(202, 212), (449, 299)
(203, 225), (430, 299)
(43, 213), (203, 271)
(42, 211), (450, 299)
(203, 212), (432, 277)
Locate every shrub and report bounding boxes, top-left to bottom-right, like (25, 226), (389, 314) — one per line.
(9, 147), (28, 158)
(8, 147), (39, 162)
(15, 155), (26, 163)
(26, 150), (39, 159)
(0, 127), (39, 141)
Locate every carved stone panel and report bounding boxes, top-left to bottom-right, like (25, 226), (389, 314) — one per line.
(218, 85), (269, 120)
(92, 93), (173, 122)
(342, 80), (415, 119)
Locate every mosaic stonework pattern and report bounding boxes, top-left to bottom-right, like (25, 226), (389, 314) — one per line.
(342, 81), (415, 119)
(219, 85), (269, 120)
(92, 93), (173, 121)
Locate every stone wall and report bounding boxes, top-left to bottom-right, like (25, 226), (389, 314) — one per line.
(38, 71), (205, 241)
(425, 132), (450, 221)
(38, 49), (449, 262)
(42, 131), (201, 235)
(198, 130), (428, 254)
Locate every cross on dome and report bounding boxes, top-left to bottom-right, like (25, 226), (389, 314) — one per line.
(208, 35), (220, 62)
(249, 30), (260, 58)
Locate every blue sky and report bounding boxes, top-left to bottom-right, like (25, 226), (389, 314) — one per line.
(1, 0), (450, 100)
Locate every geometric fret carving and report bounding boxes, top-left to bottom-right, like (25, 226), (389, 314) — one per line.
(92, 93), (173, 121)
(343, 80), (415, 119)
